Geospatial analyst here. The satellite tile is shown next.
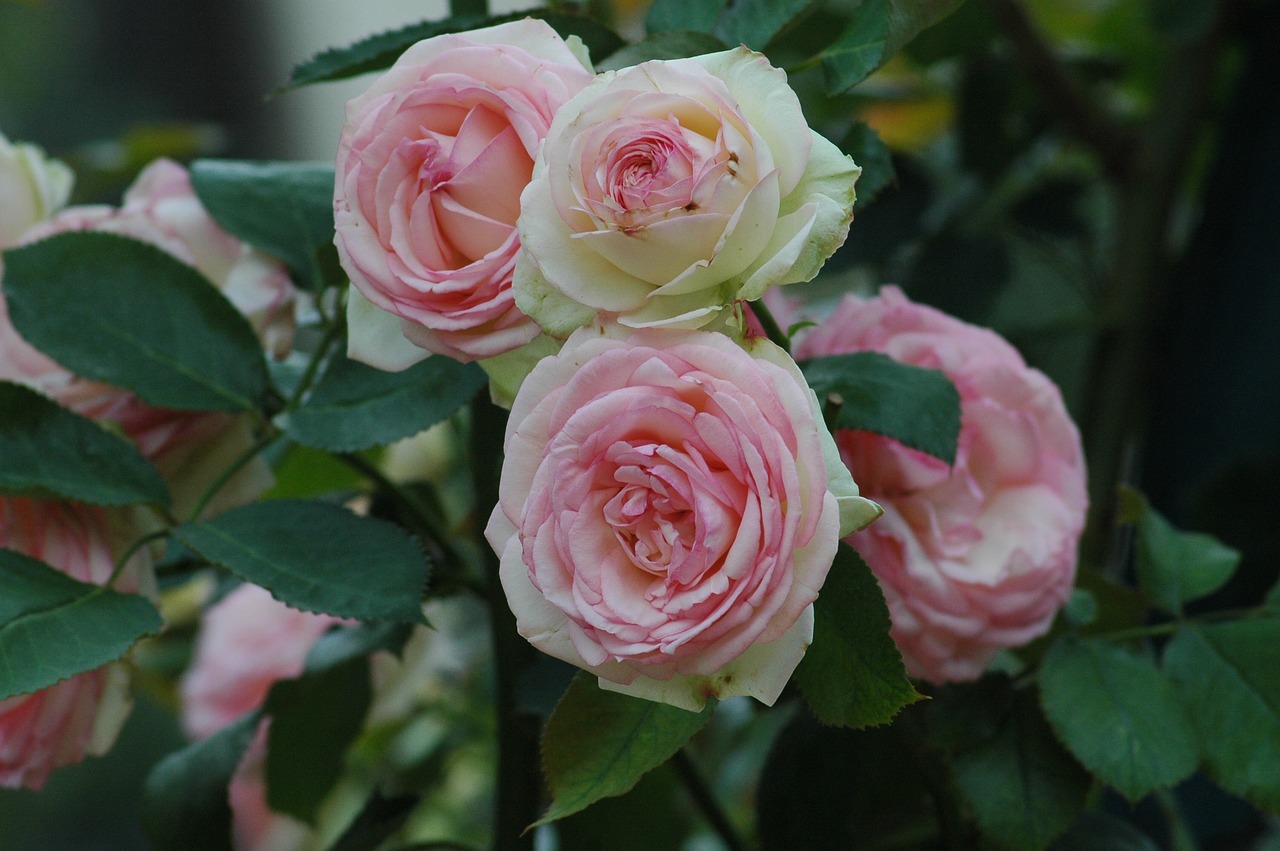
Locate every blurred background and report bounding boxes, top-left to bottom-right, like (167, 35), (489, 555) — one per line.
(1, 0), (1278, 848)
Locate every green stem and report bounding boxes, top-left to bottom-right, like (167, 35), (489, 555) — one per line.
(1156, 789), (1200, 851)
(286, 318), (344, 411)
(185, 430), (283, 523)
(671, 748), (750, 851)
(469, 394), (540, 851)
(109, 529), (170, 587)
(748, 299), (791, 354)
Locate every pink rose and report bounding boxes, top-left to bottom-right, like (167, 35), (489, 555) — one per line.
(514, 48), (860, 335)
(0, 497), (151, 789)
(0, 158), (294, 515)
(794, 287), (1088, 683)
(181, 583), (347, 850)
(335, 19), (593, 366)
(485, 324), (879, 710)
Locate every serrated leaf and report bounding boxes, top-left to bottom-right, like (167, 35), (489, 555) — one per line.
(0, 382), (169, 506)
(1165, 620), (1280, 812)
(287, 353), (486, 452)
(173, 500), (429, 624)
(1120, 487), (1240, 615)
(286, 11), (624, 90)
(800, 351), (961, 464)
(714, 0), (820, 50)
(265, 655), (371, 823)
(190, 160), (337, 291)
(3, 232), (271, 413)
(1039, 638), (1196, 801)
(793, 543), (921, 727)
(536, 673), (714, 826)
(948, 683), (1089, 850)
(821, 0), (967, 94)
(304, 621), (413, 673)
(142, 711), (260, 851)
(841, 122), (895, 211)
(597, 30), (730, 71)
(0, 548), (162, 699)
(646, 0), (723, 35)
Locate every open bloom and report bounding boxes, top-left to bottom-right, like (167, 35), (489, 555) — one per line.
(795, 287), (1087, 682)
(515, 47), (860, 335)
(486, 324), (879, 710)
(336, 18), (593, 366)
(0, 158), (294, 515)
(0, 498), (150, 789)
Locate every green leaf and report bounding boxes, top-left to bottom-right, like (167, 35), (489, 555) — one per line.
(286, 11), (624, 90)
(142, 711), (260, 851)
(1052, 811), (1161, 851)
(265, 655), (371, 823)
(173, 500), (429, 624)
(1165, 620), (1280, 812)
(597, 31), (730, 71)
(287, 353), (486, 453)
(304, 621), (413, 674)
(190, 160), (337, 291)
(946, 682), (1089, 850)
(821, 0), (968, 94)
(793, 543), (921, 727)
(1039, 638), (1197, 801)
(0, 382), (169, 506)
(1120, 487), (1240, 615)
(800, 351), (962, 464)
(840, 122), (895, 211)
(646, 0), (723, 35)
(3, 232), (271, 413)
(1146, 0), (1215, 42)
(536, 673), (714, 826)
(0, 548), (162, 700)
(714, 0), (820, 50)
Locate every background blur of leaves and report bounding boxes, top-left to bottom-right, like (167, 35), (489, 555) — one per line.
(1, 0), (1278, 848)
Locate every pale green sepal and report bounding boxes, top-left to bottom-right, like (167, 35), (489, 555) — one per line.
(479, 333), (563, 410)
(345, 288), (431, 372)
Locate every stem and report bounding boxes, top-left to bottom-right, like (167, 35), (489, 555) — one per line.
(286, 318), (344, 411)
(185, 430), (282, 523)
(469, 394), (540, 851)
(748, 299), (791, 354)
(985, 0), (1135, 181)
(1155, 789), (1200, 851)
(109, 529), (171, 587)
(670, 748), (750, 851)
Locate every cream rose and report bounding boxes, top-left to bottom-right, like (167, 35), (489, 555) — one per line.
(0, 131), (72, 249)
(335, 18), (593, 366)
(795, 287), (1088, 683)
(485, 324), (879, 710)
(514, 47), (860, 335)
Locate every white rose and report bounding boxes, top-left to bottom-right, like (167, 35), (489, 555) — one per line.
(0, 131), (73, 248)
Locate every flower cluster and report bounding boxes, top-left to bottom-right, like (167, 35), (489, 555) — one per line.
(336, 19), (1086, 706)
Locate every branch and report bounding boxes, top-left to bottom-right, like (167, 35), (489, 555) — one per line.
(985, 0), (1136, 181)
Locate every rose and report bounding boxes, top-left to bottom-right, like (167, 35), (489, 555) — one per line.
(794, 287), (1088, 683)
(0, 131), (72, 249)
(0, 158), (295, 515)
(485, 324), (880, 710)
(335, 18), (593, 366)
(0, 497), (151, 789)
(181, 583), (347, 850)
(514, 47), (860, 336)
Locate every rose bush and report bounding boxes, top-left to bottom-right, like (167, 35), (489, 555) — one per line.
(181, 583), (348, 851)
(335, 19), (593, 366)
(514, 47), (860, 335)
(0, 158), (295, 515)
(485, 323), (880, 710)
(795, 287), (1087, 682)
(0, 497), (150, 789)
